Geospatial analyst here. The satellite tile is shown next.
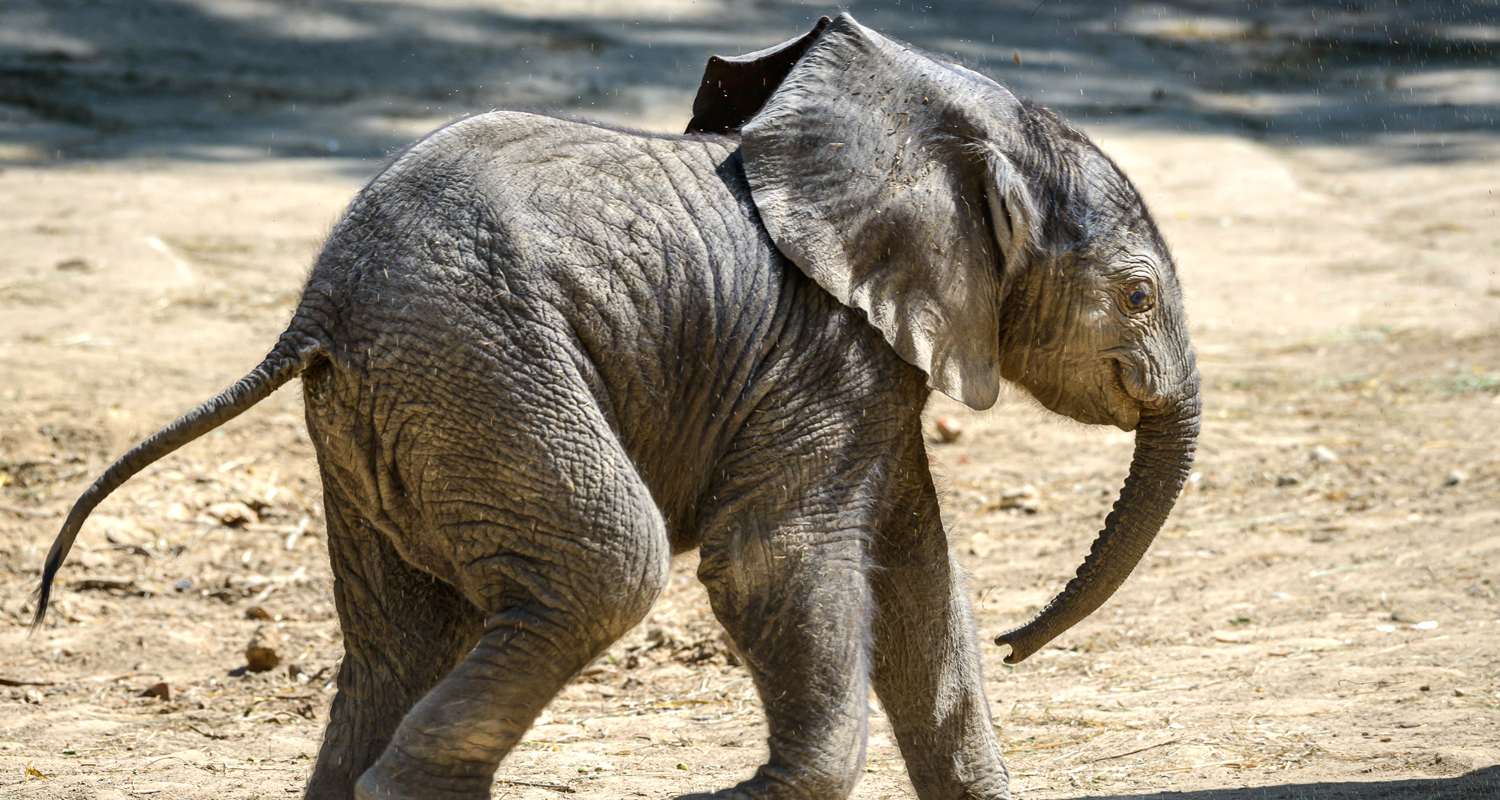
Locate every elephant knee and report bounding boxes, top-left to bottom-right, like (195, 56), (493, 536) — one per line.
(594, 544), (670, 639)
(528, 543), (670, 655)
(593, 498), (672, 635)
(639, 546), (671, 599)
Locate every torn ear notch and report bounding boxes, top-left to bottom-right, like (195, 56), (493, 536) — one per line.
(685, 16), (832, 135)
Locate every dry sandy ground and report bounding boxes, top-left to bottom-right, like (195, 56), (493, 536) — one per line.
(1, 1), (1498, 798)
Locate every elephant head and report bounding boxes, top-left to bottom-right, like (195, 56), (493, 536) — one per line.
(689, 14), (1200, 664)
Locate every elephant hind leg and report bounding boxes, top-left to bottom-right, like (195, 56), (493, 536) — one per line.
(352, 439), (672, 800)
(306, 500), (487, 800)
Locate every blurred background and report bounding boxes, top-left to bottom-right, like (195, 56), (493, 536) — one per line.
(3, 0), (1497, 159)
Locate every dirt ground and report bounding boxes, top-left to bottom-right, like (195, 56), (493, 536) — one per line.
(1, 2), (1498, 798)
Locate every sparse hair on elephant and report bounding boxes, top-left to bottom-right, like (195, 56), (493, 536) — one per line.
(31, 13), (1198, 800)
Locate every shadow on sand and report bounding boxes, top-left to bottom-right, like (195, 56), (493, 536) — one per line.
(1046, 763), (1500, 799)
(1, 0), (1497, 166)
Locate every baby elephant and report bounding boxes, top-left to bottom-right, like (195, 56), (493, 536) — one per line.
(34, 13), (1198, 800)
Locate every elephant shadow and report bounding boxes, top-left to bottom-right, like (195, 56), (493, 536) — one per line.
(1042, 764), (1500, 800)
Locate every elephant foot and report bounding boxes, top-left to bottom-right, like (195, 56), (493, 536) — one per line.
(675, 788), (777, 800)
(675, 783), (1011, 800)
(959, 775), (1014, 800)
(352, 751), (493, 800)
(671, 770), (860, 800)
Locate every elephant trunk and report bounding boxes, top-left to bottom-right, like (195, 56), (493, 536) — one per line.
(994, 391), (1201, 664)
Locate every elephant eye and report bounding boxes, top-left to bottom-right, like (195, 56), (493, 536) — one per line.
(1125, 283), (1153, 311)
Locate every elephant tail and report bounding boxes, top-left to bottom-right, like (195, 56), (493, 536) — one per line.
(29, 331), (325, 632)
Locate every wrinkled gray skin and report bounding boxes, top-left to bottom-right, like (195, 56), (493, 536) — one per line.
(31, 14), (1199, 800)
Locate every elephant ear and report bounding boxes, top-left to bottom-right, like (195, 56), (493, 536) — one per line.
(685, 17), (832, 135)
(739, 13), (1036, 410)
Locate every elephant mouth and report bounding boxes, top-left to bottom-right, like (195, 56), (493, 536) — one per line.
(1108, 360), (1143, 432)
(1022, 358), (1142, 431)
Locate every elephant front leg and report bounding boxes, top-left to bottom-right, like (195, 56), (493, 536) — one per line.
(869, 453), (1010, 800)
(690, 509), (874, 800)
